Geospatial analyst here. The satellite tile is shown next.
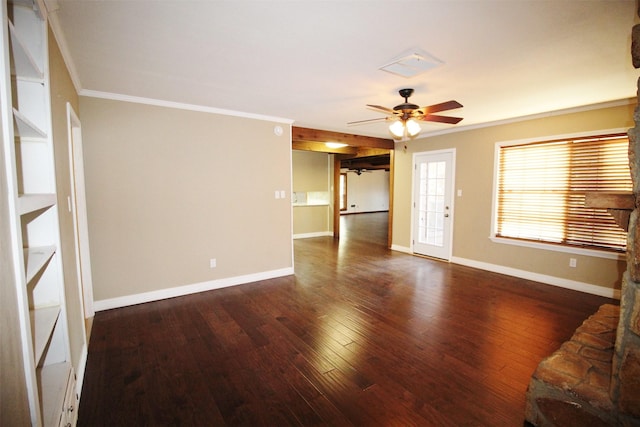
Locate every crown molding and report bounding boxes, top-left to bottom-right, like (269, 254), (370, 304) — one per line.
(79, 89), (295, 124)
(414, 98), (637, 140)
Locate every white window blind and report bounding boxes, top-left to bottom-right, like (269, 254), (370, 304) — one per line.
(496, 133), (631, 252)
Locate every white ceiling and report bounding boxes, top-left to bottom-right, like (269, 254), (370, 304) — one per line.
(47, 0), (639, 139)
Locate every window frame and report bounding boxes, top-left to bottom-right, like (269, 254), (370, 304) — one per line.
(490, 128), (629, 261)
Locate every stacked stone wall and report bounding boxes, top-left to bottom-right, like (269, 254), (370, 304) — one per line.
(525, 305), (619, 425)
(610, 8), (640, 422)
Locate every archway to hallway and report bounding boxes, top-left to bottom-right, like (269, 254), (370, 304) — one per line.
(292, 126), (394, 248)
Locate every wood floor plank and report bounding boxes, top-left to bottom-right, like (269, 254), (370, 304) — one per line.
(78, 212), (616, 426)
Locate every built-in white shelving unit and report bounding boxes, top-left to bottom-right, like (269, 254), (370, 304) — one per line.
(1, 0), (78, 424)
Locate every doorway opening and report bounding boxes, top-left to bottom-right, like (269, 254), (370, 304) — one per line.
(292, 127), (395, 247)
(67, 103), (95, 322)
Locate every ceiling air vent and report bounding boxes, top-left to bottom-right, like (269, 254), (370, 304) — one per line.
(379, 50), (442, 78)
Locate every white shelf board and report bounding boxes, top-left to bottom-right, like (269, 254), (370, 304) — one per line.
(8, 21), (44, 81)
(18, 193), (55, 215)
(13, 107), (46, 139)
(23, 245), (56, 285)
(30, 305), (60, 365)
(39, 361), (70, 427)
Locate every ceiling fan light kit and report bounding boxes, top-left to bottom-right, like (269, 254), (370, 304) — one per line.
(348, 88), (463, 140)
(405, 118), (421, 136)
(389, 120), (405, 138)
(389, 119), (421, 138)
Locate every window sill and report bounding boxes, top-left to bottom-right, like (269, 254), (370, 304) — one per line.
(489, 236), (625, 261)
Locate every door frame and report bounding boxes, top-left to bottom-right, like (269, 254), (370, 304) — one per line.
(67, 103), (95, 318)
(411, 148), (456, 260)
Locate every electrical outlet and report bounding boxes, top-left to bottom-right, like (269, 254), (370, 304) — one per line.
(210, 258), (217, 268)
(569, 258), (577, 268)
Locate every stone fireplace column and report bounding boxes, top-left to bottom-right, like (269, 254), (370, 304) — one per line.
(610, 11), (640, 423)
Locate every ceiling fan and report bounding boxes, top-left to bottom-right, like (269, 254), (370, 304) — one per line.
(346, 168), (373, 175)
(348, 88), (463, 139)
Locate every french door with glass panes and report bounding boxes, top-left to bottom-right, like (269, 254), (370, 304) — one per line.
(413, 150), (455, 260)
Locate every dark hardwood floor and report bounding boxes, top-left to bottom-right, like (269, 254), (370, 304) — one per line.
(78, 212), (616, 426)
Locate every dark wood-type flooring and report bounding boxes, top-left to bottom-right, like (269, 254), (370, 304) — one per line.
(78, 212), (617, 426)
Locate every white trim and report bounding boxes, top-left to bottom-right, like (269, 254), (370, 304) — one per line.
(489, 236), (625, 260)
(494, 127), (630, 148)
(80, 89), (295, 125)
(451, 256), (621, 299)
(294, 231), (333, 239)
(65, 103), (90, 410)
(93, 267), (294, 312)
(391, 244), (412, 254)
(490, 141), (501, 240)
(44, 5), (82, 93)
(416, 99), (635, 139)
(66, 103), (96, 318)
(328, 154), (334, 234)
(74, 343), (88, 405)
(288, 124), (295, 274)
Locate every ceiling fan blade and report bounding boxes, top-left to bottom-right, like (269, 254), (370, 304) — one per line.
(420, 114), (463, 124)
(366, 104), (396, 114)
(347, 117), (388, 126)
(419, 100), (463, 114)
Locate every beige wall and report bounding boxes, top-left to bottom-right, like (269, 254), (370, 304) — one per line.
(48, 25), (86, 378)
(392, 103), (636, 294)
(342, 170), (390, 214)
(293, 150), (329, 189)
(292, 150), (331, 236)
(80, 97), (293, 303)
(293, 205), (331, 236)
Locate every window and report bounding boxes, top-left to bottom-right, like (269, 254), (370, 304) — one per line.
(494, 132), (631, 253)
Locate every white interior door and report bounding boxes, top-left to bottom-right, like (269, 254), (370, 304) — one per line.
(413, 150), (455, 260)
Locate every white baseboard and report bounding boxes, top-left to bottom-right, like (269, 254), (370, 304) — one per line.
(450, 256), (620, 299)
(93, 267), (295, 312)
(293, 231), (333, 239)
(389, 245), (620, 298)
(75, 344), (88, 403)
(390, 244), (412, 254)
(94, 251), (619, 312)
